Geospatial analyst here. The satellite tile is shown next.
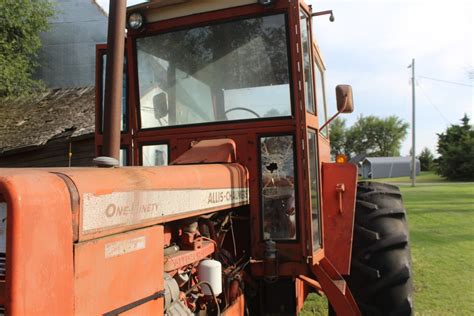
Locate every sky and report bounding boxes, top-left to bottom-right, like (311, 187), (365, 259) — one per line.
(308, 0), (473, 156)
(96, 0), (146, 10)
(97, 0), (473, 156)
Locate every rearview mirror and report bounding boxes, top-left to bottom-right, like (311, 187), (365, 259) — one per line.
(319, 84), (355, 131)
(153, 92), (168, 120)
(335, 85), (354, 113)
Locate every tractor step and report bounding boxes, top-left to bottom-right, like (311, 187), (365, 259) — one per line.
(312, 257), (361, 316)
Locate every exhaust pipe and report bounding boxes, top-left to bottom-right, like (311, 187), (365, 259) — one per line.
(94, 0), (127, 168)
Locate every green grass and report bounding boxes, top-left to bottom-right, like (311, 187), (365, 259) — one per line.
(301, 182), (474, 315)
(403, 183), (474, 315)
(367, 171), (448, 183)
(300, 294), (328, 315)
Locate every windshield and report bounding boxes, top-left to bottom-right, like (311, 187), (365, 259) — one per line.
(136, 13), (291, 129)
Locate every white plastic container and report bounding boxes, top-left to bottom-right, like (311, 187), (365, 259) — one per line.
(198, 259), (222, 296)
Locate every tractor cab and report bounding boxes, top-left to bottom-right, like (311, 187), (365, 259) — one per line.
(95, 0), (339, 167)
(0, 1), (413, 315)
(94, 1), (358, 313)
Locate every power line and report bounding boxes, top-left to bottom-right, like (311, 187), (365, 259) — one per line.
(417, 75), (473, 88)
(416, 81), (452, 125)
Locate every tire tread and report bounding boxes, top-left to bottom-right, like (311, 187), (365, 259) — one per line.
(347, 182), (413, 316)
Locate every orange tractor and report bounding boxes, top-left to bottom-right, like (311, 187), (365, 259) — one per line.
(0, 0), (413, 315)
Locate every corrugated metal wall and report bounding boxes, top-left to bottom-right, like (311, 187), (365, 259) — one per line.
(361, 158), (421, 179)
(35, 0), (107, 88)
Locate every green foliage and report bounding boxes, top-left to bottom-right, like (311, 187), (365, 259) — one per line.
(0, 0), (54, 97)
(328, 117), (346, 158)
(330, 115), (409, 158)
(436, 114), (474, 180)
(417, 147), (435, 171)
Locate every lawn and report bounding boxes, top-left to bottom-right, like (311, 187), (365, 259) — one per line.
(301, 181), (474, 315)
(367, 171), (448, 184)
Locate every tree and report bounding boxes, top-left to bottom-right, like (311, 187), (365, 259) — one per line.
(436, 115), (474, 180)
(329, 117), (347, 158)
(329, 115), (409, 158)
(345, 115), (408, 157)
(417, 147), (434, 171)
(0, 0), (54, 97)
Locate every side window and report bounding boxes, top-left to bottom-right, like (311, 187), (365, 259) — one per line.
(260, 135), (297, 240)
(300, 10), (314, 114)
(119, 148), (128, 166)
(97, 146), (128, 166)
(101, 54), (128, 132)
(141, 144), (169, 166)
(314, 60), (328, 136)
(307, 130), (321, 250)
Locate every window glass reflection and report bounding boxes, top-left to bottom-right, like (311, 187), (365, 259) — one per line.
(300, 10), (314, 113)
(101, 54), (127, 132)
(137, 13), (291, 129)
(314, 62), (328, 136)
(142, 144), (168, 166)
(119, 148), (128, 166)
(308, 131), (321, 250)
(260, 135), (296, 240)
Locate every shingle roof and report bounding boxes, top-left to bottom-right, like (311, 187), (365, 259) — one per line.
(0, 87), (95, 154)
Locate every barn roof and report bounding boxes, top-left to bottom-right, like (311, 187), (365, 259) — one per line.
(0, 87), (95, 154)
(363, 157), (417, 165)
(349, 153), (366, 165)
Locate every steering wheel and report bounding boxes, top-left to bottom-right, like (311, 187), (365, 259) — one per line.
(225, 107), (261, 118)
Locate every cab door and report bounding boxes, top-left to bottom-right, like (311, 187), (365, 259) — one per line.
(309, 43), (329, 262)
(298, 6), (329, 261)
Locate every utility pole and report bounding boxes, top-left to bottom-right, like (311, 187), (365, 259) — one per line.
(410, 58), (416, 187)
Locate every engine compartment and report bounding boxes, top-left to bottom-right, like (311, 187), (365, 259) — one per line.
(162, 209), (251, 315)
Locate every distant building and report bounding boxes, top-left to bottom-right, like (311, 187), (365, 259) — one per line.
(0, 1), (109, 167)
(35, 0), (107, 88)
(349, 153), (366, 176)
(361, 157), (420, 179)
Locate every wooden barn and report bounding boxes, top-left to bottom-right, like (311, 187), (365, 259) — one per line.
(0, 88), (96, 168)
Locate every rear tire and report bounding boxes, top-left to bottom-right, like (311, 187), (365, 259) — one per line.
(347, 182), (413, 315)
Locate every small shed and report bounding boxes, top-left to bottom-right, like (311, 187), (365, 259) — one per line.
(361, 157), (420, 179)
(0, 87), (96, 168)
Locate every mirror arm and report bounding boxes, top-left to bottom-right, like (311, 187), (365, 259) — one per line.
(319, 95), (347, 131)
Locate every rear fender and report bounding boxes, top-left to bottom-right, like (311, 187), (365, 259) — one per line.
(320, 162), (357, 274)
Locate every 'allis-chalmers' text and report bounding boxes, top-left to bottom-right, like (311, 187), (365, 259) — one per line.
(207, 190), (248, 204)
